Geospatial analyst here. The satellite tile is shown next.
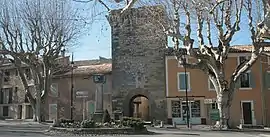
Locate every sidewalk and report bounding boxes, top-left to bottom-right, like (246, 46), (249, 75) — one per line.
(0, 120), (52, 127)
(148, 124), (270, 133)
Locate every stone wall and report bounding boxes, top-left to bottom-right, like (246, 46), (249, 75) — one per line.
(108, 6), (167, 121)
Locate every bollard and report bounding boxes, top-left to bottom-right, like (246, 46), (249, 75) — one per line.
(160, 121), (164, 128)
(173, 122), (176, 128)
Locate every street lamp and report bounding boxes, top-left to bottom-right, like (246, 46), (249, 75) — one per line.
(70, 52), (74, 120)
(181, 50), (190, 128)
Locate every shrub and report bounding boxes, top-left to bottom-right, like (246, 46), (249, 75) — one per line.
(81, 120), (96, 128)
(59, 119), (74, 123)
(102, 109), (111, 123)
(53, 119), (75, 128)
(121, 117), (145, 130)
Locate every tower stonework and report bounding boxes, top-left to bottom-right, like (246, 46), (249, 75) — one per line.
(108, 6), (167, 121)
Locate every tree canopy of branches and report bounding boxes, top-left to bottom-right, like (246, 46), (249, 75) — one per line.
(89, 0), (270, 129)
(0, 0), (82, 122)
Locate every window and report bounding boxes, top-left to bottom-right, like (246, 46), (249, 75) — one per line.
(0, 90), (3, 104)
(0, 88), (12, 104)
(208, 79), (215, 91)
(191, 101), (201, 117)
(8, 89), (12, 104)
(238, 56), (251, 65)
(178, 58), (188, 67)
(50, 83), (58, 97)
(178, 72), (190, 91)
(240, 70), (251, 88)
(3, 70), (10, 82)
(3, 106), (9, 117)
(25, 68), (32, 80)
(25, 94), (29, 103)
(171, 101), (181, 118)
(265, 71), (270, 89)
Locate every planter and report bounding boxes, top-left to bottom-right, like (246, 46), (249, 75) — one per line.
(49, 126), (152, 135)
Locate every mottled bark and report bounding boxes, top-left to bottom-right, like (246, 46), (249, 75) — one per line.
(16, 60), (37, 121)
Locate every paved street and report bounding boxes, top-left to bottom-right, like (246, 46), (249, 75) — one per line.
(0, 121), (269, 137)
(0, 131), (270, 137)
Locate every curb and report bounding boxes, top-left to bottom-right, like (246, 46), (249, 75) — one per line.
(149, 127), (270, 133)
(0, 129), (46, 134)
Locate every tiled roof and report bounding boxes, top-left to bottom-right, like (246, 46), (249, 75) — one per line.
(60, 63), (112, 76)
(73, 63), (112, 75)
(229, 45), (270, 52)
(165, 44), (270, 55)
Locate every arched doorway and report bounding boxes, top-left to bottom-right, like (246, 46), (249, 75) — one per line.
(129, 95), (149, 121)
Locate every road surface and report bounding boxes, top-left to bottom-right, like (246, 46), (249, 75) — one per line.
(0, 121), (269, 137)
(0, 130), (269, 137)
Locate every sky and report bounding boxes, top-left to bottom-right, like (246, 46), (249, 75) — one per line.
(68, 1), (254, 61)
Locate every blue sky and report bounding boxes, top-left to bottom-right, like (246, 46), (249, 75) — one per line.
(68, 1), (253, 61)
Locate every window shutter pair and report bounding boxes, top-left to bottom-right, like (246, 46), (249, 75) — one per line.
(235, 71), (255, 89)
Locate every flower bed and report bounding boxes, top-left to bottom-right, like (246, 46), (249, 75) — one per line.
(49, 117), (152, 135)
(49, 126), (150, 135)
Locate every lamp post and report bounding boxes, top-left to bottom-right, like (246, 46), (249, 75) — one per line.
(182, 52), (190, 128)
(70, 52), (74, 120)
(35, 52), (41, 122)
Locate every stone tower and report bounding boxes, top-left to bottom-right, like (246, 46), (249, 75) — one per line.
(108, 6), (167, 121)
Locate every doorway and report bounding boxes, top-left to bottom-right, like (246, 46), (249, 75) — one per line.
(18, 105), (22, 119)
(241, 101), (253, 125)
(129, 95), (149, 121)
(49, 104), (57, 121)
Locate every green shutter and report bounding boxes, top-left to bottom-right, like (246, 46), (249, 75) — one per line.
(264, 72), (270, 89)
(250, 72), (255, 88)
(179, 74), (186, 90)
(88, 102), (95, 114)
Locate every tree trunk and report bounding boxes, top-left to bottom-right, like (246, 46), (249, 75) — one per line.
(40, 69), (51, 122)
(35, 86), (41, 122)
(216, 91), (231, 129)
(18, 67), (37, 121)
(32, 104), (37, 121)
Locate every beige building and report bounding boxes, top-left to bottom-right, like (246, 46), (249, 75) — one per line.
(165, 45), (270, 127)
(0, 58), (35, 119)
(0, 56), (112, 122)
(46, 58), (112, 121)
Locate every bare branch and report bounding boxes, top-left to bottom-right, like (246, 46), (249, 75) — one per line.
(209, 0), (228, 14)
(182, 1), (195, 56)
(98, 0), (110, 11)
(195, 4), (204, 46)
(206, 17), (212, 46)
(121, 0), (138, 14)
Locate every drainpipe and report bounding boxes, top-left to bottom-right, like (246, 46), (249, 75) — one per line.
(260, 58), (266, 126)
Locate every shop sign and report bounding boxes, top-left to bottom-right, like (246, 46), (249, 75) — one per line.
(204, 99), (213, 104)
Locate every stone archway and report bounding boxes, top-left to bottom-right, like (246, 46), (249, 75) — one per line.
(123, 89), (156, 121)
(128, 94), (149, 120)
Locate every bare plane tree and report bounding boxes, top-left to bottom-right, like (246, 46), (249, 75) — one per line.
(0, 0), (81, 122)
(87, 0), (270, 129)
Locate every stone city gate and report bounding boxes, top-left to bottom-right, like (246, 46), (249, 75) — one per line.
(108, 6), (168, 121)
